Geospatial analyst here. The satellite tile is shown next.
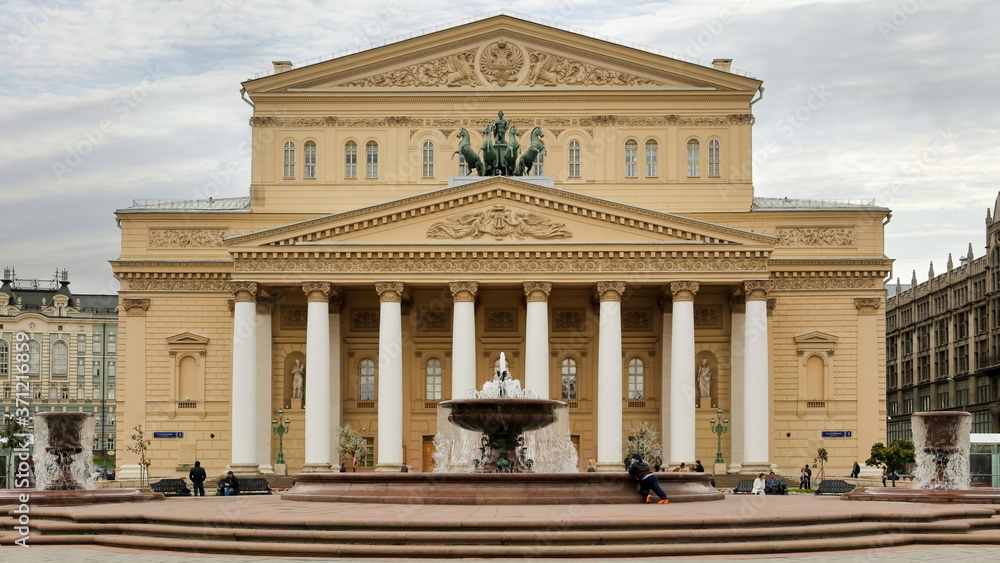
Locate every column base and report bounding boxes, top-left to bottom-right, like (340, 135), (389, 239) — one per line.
(227, 462), (261, 476)
(301, 463), (332, 473)
(726, 462), (743, 475)
(738, 462), (774, 475)
(594, 461), (625, 472)
(259, 464), (275, 475)
(374, 463), (405, 473)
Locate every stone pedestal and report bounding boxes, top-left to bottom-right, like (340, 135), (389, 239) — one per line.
(714, 463), (726, 475)
(274, 463), (288, 476)
(698, 398), (710, 409)
(290, 398), (303, 410)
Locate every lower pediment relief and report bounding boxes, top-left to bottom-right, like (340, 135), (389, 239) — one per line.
(426, 204), (571, 241)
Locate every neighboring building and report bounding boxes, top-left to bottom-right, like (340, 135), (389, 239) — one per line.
(0, 269), (118, 469)
(886, 198), (1000, 443)
(113, 15), (891, 479)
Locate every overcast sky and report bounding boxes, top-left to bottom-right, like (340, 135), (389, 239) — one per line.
(2, 0), (998, 294)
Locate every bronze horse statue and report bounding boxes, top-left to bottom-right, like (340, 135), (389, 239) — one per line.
(453, 128), (484, 176)
(515, 126), (545, 176)
(480, 124), (500, 176)
(501, 125), (520, 176)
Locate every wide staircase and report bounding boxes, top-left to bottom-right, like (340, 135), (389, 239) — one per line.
(3, 497), (999, 558)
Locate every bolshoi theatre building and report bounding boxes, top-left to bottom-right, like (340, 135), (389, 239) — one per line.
(113, 15), (890, 479)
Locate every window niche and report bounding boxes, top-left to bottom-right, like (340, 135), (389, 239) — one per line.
(793, 331), (839, 410)
(167, 332), (209, 417)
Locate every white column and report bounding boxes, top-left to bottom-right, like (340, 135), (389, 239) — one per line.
(450, 282), (478, 399)
(376, 282), (405, 471)
(255, 296), (274, 474)
(229, 282), (259, 474)
(659, 293), (673, 465)
(596, 282), (626, 471)
(523, 282), (552, 399)
(669, 281), (698, 466)
(329, 294), (343, 469)
(742, 280), (773, 474)
(302, 282), (332, 472)
(728, 292), (745, 474)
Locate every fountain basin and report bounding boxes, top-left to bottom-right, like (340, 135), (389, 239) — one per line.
(0, 488), (164, 507)
(283, 471), (724, 504)
(440, 398), (563, 434)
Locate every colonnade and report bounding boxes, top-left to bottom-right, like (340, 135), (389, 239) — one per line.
(227, 279), (773, 473)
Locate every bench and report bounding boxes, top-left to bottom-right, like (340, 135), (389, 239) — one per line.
(149, 478), (191, 496)
(814, 479), (856, 495)
(733, 479), (754, 494)
(216, 476), (272, 495)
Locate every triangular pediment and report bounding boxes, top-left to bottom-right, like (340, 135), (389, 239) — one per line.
(244, 15), (760, 94)
(226, 177), (775, 250)
(793, 331), (840, 347)
(166, 332), (210, 346)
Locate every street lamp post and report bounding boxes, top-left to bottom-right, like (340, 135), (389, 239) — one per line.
(271, 410), (291, 467)
(709, 408), (729, 465)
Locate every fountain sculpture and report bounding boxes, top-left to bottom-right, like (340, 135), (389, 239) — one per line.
(843, 411), (999, 504)
(0, 412), (162, 507)
(284, 353), (723, 504)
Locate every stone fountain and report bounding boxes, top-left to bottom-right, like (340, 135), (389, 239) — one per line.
(843, 411), (1000, 504)
(0, 412), (162, 506)
(284, 353), (722, 504)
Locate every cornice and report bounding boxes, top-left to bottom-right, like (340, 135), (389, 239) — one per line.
(225, 181), (775, 247)
(251, 93), (751, 104)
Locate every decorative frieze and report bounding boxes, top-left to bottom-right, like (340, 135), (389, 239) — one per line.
(426, 205), (572, 241)
(773, 277), (886, 290)
(416, 308), (450, 331)
(553, 308), (585, 331)
(523, 48), (660, 87)
(486, 308), (518, 331)
(622, 309), (652, 330)
(693, 306), (722, 328)
(148, 229), (227, 248)
(351, 308), (380, 331)
(341, 49), (483, 88)
(121, 278), (230, 292)
(776, 227), (855, 247)
(281, 308), (308, 328)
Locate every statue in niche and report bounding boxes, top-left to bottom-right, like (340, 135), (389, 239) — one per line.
(291, 359), (305, 400)
(697, 358), (712, 400)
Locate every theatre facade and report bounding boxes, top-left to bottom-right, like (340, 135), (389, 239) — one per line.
(113, 15), (891, 478)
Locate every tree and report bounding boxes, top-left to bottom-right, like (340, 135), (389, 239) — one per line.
(0, 417), (31, 488)
(337, 425), (368, 470)
(126, 425), (152, 486)
(866, 440), (915, 480)
(814, 447), (828, 482)
(625, 421), (663, 469)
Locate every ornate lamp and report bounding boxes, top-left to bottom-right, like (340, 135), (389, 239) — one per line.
(271, 410), (291, 465)
(709, 408), (729, 465)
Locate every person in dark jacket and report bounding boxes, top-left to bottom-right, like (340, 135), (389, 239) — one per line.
(222, 470), (240, 496)
(625, 453), (669, 504)
(188, 460), (207, 496)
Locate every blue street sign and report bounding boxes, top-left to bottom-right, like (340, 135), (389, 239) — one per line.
(152, 431), (184, 439)
(821, 431), (852, 438)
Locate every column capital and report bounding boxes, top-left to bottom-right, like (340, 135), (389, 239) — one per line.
(669, 281), (699, 302)
(854, 297), (882, 314)
(228, 281), (259, 302)
(302, 282), (332, 303)
(120, 298), (150, 316)
(449, 281), (479, 303)
(658, 291), (673, 314)
(256, 295), (277, 315)
(596, 281), (626, 302)
(376, 282), (405, 303)
(743, 280), (774, 301)
(729, 291), (746, 313)
(523, 282), (553, 303)
(329, 294), (344, 314)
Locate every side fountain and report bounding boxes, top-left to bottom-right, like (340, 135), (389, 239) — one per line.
(843, 411), (1000, 504)
(284, 354), (723, 504)
(0, 412), (162, 506)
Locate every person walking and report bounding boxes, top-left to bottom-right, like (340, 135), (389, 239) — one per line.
(625, 453), (669, 504)
(221, 470), (240, 496)
(803, 464), (812, 489)
(188, 460), (207, 496)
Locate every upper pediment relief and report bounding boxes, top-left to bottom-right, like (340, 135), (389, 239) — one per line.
(225, 177), (776, 249)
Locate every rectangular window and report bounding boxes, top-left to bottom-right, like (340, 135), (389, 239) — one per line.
(624, 142), (637, 178)
(93, 334), (102, 355)
(458, 155), (469, 175)
(50, 387), (58, 399)
(421, 142), (434, 178)
(107, 386), (115, 400)
(426, 375), (441, 401)
(532, 152), (544, 176)
(902, 398), (914, 413)
(107, 334), (116, 354)
(686, 140), (700, 177)
(644, 141), (657, 178)
(0, 342), (7, 376)
(283, 142), (295, 179)
(976, 383), (991, 404)
(77, 387), (85, 400)
(708, 139), (720, 177)
(107, 361), (116, 380)
(956, 388), (969, 406)
(365, 143), (378, 179)
(972, 410), (993, 433)
(936, 391), (949, 409)
(568, 141), (581, 178)
(77, 334), (86, 354)
(919, 394), (930, 411)
(561, 375), (577, 400)
(77, 358), (85, 379)
(304, 142), (316, 179)
(360, 437), (375, 468)
(345, 144), (357, 179)
(360, 375), (375, 400)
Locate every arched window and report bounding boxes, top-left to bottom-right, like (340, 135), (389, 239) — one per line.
(359, 358), (376, 400)
(422, 140), (435, 178)
(686, 139), (700, 177)
(365, 141), (379, 179)
(178, 355), (198, 401)
(568, 140), (581, 178)
(645, 140), (658, 177)
(624, 140), (638, 178)
(425, 358), (442, 400)
(0, 340), (8, 376)
(708, 139), (721, 178)
(458, 155), (469, 175)
(345, 141), (358, 179)
(560, 358), (578, 400)
(51, 340), (68, 376)
(283, 141), (295, 179)
(628, 357), (645, 399)
(806, 355), (825, 400)
(532, 151), (544, 176)
(304, 141), (317, 179)
(27, 340), (40, 375)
